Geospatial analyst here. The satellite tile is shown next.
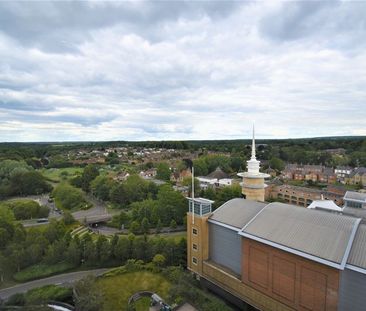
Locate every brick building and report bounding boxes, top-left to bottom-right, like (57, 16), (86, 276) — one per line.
(283, 164), (336, 184)
(266, 184), (345, 207)
(187, 132), (366, 310)
(345, 167), (366, 187)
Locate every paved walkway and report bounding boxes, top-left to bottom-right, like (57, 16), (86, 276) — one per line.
(0, 268), (109, 300)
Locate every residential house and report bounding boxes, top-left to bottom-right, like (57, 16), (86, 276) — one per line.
(345, 167), (366, 187)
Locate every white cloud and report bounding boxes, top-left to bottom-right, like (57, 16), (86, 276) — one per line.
(0, 1), (365, 142)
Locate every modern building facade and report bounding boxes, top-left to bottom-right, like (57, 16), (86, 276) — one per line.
(187, 132), (366, 311)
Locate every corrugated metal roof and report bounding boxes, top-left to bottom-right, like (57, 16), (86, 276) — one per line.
(343, 207), (366, 223)
(347, 224), (366, 270)
(209, 198), (266, 229)
(241, 202), (359, 265)
(344, 191), (366, 202)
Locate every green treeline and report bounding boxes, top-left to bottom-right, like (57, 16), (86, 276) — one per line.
(0, 200), (49, 220)
(0, 160), (51, 199)
(1, 137), (365, 169)
(0, 213), (186, 281)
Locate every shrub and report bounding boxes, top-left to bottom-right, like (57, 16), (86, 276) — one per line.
(14, 262), (75, 282)
(25, 285), (72, 305)
(52, 183), (90, 210)
(5, 293), (25, 306)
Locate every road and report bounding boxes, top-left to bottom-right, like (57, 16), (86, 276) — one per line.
(0, 268), (109, 300)
(12, 194), (117, 227)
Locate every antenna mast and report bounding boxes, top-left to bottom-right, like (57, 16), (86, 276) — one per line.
(192, 166), (195, 224)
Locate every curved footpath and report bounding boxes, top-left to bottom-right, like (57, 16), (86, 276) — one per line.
(0, 268), (109, 300)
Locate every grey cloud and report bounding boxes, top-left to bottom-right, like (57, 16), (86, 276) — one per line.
(0, 1), (241, 52)
(0, 1), (365, 141)
(0, 99), (55, 112)
(259, 1), (366, 48)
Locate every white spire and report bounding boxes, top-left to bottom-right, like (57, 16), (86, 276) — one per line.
(247, 124), (260, 175)
(251, 124), (256, 160)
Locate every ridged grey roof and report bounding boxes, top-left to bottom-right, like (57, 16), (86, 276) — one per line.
(347, 224), (366, 269)
(241, 202), (360, 265)
(209, 198), (266, 229)
(344, 191), (366, 202)
(349, 167), (366, 177)
(343, 207), (366, 225)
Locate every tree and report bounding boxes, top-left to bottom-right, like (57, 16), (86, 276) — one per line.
(74, 275), (104, 311)
(0, 207), (15, 247)
(230, 156), (244, 172)
(214, 184), (242, 208)
(269, 157), (285, 171)
(157, 185), (186, 225)
(52, 183), (90, 210)
(62, 211), (75, 225)
(141, 217), (150, 234)
(182, 176), (200, 196)
(129, 221), (140, 234)
(152, 254), (166, 268)
(96, 235), (111, 264)
(81, 165), (99, 192)
(66, 240), (81, 266)
(156, 219), (162, 234)
(156, 162), (171, 181)
(193, 158), (208, 176)
(170, 219), (177, 229)
(114, 237), (129, 262)
(10, 171), (52, 196)
(91, 175), (113, 201)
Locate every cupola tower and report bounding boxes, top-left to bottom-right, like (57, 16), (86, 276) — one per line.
(238, 126), (269, 201)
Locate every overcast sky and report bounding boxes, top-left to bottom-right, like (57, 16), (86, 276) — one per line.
(0, 1), (365, 142)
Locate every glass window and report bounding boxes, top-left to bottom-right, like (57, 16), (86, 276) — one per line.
(192, 228), (198, 235)
(193, 243), (198, 251)
(192, 257), (198, 265)
(347, 201), (362, 208)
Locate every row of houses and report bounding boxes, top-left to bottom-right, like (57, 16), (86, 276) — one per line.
(282, 164), (366, 187)
(283, 164), (337, 183)
(266, 183), (346, 207)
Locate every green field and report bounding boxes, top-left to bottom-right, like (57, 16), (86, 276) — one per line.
(97, 271), (171, 311)
(153, 231), (187, 243)
(41, 167), (83, 182)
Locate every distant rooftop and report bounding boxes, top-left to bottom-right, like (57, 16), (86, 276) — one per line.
(206, 167), (229, 180)
(307, 200), (343, 212)
(344, 191), (366, 202)
(187, 197), (214, 204)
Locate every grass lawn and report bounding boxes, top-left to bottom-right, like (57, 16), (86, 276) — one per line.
(154, 231), (187, 243)
(40, 167), (83, 183)
(97, 271), (171, 311)
(134, 297), (151, 311)
(14, 262), (76, 282)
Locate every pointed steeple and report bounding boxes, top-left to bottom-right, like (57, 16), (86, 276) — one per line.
(237, 125), (270, 202)
(251, 124), (256, 160)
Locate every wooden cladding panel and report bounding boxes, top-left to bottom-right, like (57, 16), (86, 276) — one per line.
(299, 267), (327, 311)
(272, 256), (296, 303)
(242, 238), (339, 311)
(248, 246), (269, 289)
